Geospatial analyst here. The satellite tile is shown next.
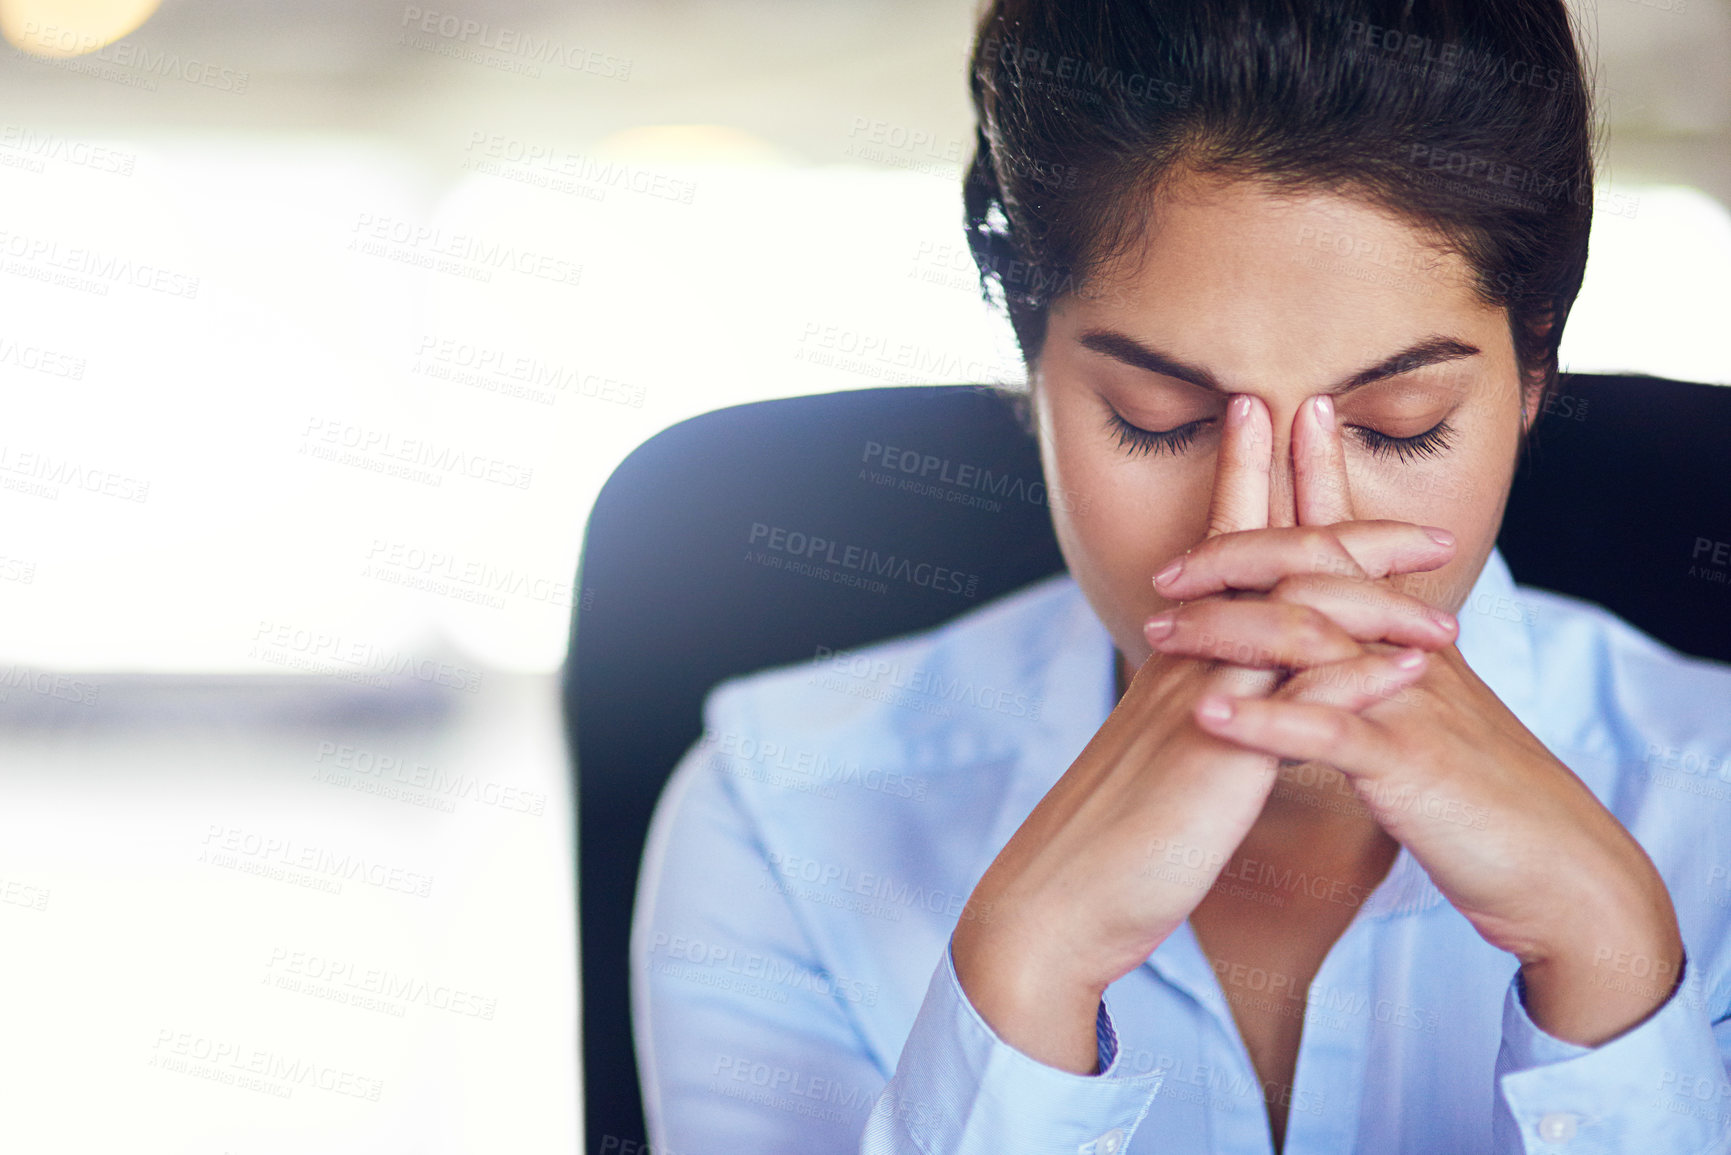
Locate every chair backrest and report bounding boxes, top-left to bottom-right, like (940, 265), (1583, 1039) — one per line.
(563, 372), (1731, 1152)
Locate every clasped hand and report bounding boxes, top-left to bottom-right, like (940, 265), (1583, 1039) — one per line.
(952, 392), (1683, 1074)
(1147, 392), (1686, 1049)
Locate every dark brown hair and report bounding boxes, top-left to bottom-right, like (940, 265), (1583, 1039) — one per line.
(965, 0), (1596, 418)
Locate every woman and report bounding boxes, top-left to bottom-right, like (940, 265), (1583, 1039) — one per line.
(632, 1), (1731, 1151)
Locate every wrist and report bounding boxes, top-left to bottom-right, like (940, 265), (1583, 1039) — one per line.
(952, 924), (1108, 1074)
(1518, 916), (1685, 1047)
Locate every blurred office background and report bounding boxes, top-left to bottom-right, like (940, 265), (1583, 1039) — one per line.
(0, 1), (1725, 1152)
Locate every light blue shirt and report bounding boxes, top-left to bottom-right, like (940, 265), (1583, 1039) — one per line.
(631, 546), (1731, 1153)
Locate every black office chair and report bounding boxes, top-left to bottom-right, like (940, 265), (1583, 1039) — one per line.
(563, 372), (1731, 1154)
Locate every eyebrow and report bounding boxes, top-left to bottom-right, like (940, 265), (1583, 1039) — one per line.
(1076, 329), (1482, 396)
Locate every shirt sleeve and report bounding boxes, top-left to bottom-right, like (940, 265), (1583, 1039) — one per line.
(858, 944), (1165, 1154)
(1491, 951), (1731, 1154)
(631, 688), (892, 1153)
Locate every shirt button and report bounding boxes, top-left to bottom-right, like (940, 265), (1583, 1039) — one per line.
(1086, 1130), (1126, 1155)
(1537, 1112), (1579, 1142)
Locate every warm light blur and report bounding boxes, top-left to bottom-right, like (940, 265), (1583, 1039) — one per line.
(2, 0), (162, 56)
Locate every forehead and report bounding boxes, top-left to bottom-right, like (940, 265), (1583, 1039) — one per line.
(1062, 174), (1507, 388)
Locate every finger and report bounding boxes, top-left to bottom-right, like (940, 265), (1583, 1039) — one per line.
(1203, 394), (1272, 539)
(1143, 599), (1364, 670)
(1191, 694), (1399, 781)
(1294, 393), (1355, 526)
(1321, 521), (1455, 580)
(1156, 521), (1453, 600)
(1203, 660), (1282, 701)
(1266, 573), (1458, 649)
(1275, 647), (1428, 711)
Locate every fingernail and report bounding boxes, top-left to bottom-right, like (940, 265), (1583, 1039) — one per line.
(1154, 558), (1184, 586)
(1144, 613), (1175, 642)
(1313, 394), (1334, 432)
(1393, 648), (1426, 670)
(1228, 394), (1251, 425)
(1427, 609), (1457, 634)
(1197, 695), (1233, 722)
(1423, 526), (1454, 547)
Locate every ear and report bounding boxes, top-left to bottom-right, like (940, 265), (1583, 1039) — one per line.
(1520, 373), (1546, 437)
(1517, 306), (1556, 438)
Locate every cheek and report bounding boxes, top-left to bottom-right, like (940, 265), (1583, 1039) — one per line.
(1040, 395), (1215, 651)
(1345, 457), (1476, 524)
(1349, 440), (1517, 612)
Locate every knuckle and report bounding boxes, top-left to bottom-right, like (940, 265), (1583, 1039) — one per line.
(1383, 731), (1418, 766)
(1296, 527), (1344, 565)
(1351, 660), (1392, 701)
(1287, 612), (1326, 653)
(1291, 607), (1341, 651)
(1271, 572), (1322, 602)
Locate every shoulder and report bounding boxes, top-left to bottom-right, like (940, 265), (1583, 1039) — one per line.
(1516, 582), (1731, 774)
(649, 573), (1106, 1055)
(701, 570), (1094, 765)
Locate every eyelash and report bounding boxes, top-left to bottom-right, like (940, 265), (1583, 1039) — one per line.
(1351, 419), (1456, 462)
(1106, 413), (1211, 458)
(1104, 411), (1457, 462)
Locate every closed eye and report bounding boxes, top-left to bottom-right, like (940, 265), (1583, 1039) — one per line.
(1105, 411), (1212, 458)
(1349, 418), (1456, 462)
(1106, 409), (1458, 463)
